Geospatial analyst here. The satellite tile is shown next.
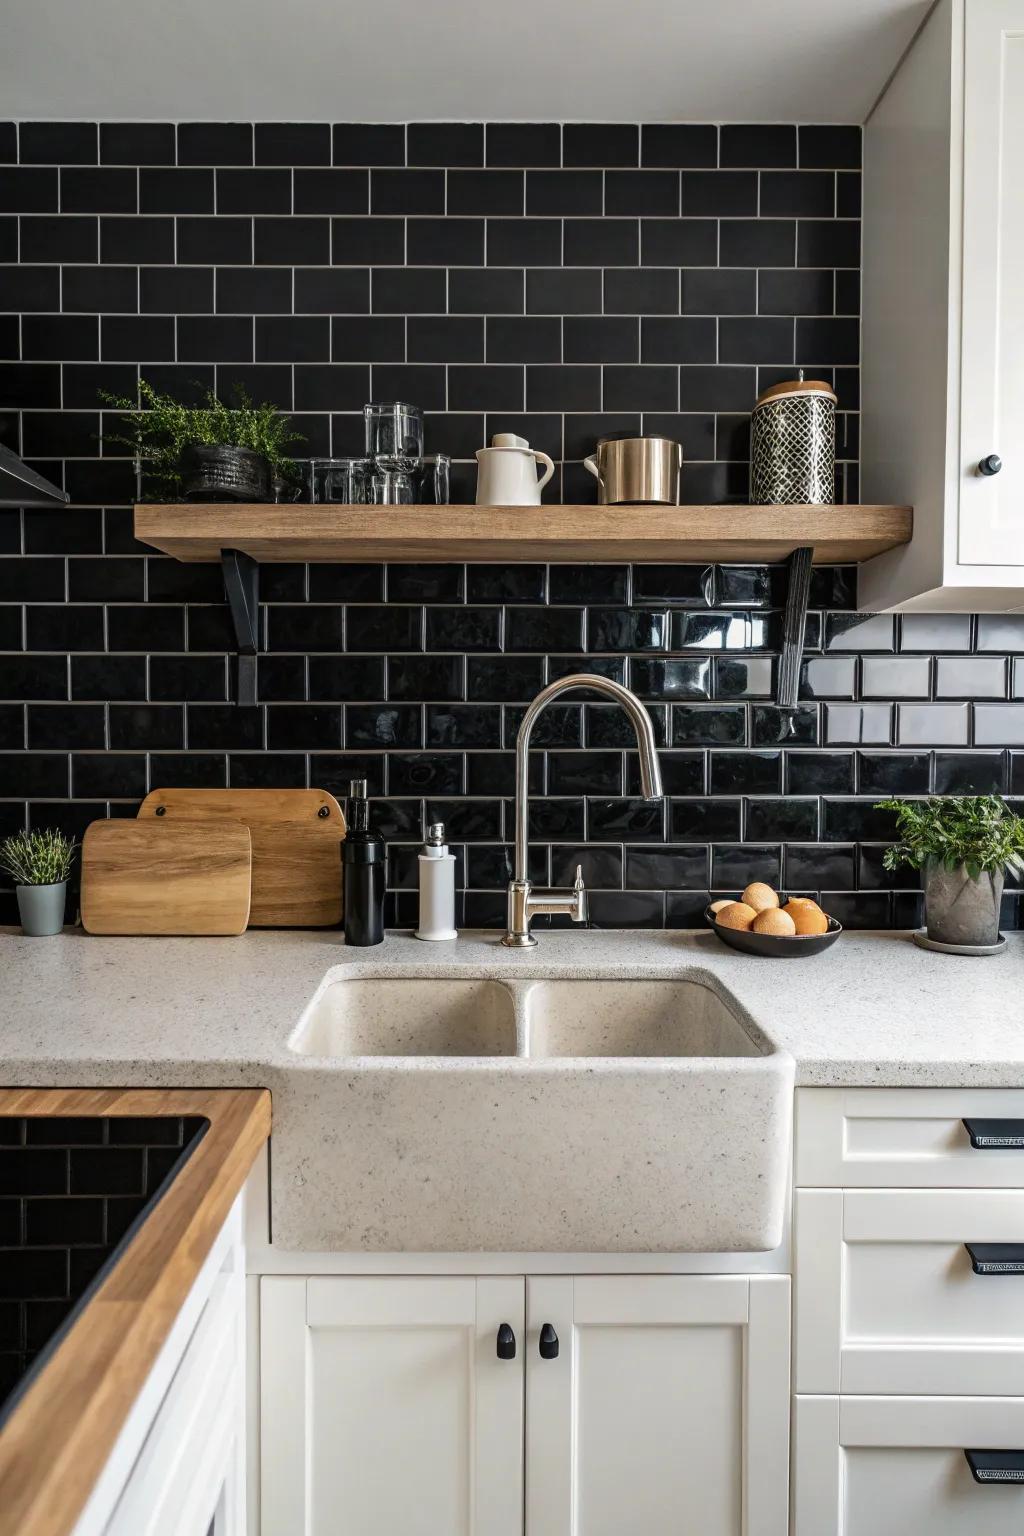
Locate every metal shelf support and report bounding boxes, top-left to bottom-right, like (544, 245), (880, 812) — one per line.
(776, 545), (813, 709)
(221, 548), (260, 707)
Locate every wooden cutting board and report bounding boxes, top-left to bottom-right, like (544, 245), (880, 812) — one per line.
(137, 787), (346, 928)
(81, 820), (252, 936)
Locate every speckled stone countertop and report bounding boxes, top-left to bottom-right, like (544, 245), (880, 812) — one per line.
(3, 925), (1022, 1090)
(5, 926), (1023, 1250)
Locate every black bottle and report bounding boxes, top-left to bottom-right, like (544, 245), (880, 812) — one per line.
(342, 779), (385, 946)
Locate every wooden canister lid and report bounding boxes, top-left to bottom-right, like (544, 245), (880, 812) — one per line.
(754, 375), (837, 408)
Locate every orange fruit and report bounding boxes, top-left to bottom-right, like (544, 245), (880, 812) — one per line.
(752, 907), (797, 936)
(741, 882), (780, 912)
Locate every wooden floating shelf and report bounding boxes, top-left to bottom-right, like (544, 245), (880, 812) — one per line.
(134, 502), (913, 566)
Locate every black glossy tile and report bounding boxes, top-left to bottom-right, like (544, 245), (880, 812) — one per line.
(752, 704), (819, 745)
(977, 615), (1024, 652)
(933, 752), (1006, 795)
(255, 123), (331, 166)
(799, 126), (861, 169)
(745, 797), (818, 840)
(709, 751), (781, 795)
(408, 218), (484, 266)
(71, 753), (145, 798)
(333, 123), (405, 166)
(857, 751), (931, 796)
(712, 843), (781, 890)
(563, 124), (638, 167)
(266, 705), (341, 750)
(625, 843), (708, 889)
(505, 607), (583, 652)
(896, 703), (969, 746)
(825, 703), (893, 745)
(425, 607), (502, 652)
(975, 705), (1024, 747)
(898, 613), (971, 652)
(822, 798), (900, 842)
(786, 750), (855, 794)
(149, 654), (227, 703)
(825, 612), (894, 652)
(387, 655), (465, 702)
(486, 123), (561, 167)
(345, 604), (422, 653)
(425, 705), (501, 748)
(587, 702), (668, 748)
(100, 123), (176, 165)
(449, 267), (523, 314)
(672, 705), (746, 746)
(505, 701), (581, 748)
(587, 797), (666, 841)
(586, 890), (664, 928)
(109, 704), (183, 750)
(721, 125), (796, 168)
(785, 842), (856, 891)
(466, 656), (545, 701)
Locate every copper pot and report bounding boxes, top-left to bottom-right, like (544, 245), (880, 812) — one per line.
(583, 436), (682, 505)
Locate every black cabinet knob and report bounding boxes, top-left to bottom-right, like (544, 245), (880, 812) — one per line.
(496, 1323), (516, 1360)
(539, 1323), (559, 1359)
(979, 453), (1003, 476)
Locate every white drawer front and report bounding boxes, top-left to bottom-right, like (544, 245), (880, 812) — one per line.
(796, 1088), (1024, 1188)
(794, 1395), (1024, 1536)
(796, 1189), (1024, 1394)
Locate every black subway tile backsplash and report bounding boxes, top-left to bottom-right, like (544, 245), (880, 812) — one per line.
(0, 119), (1019, 930)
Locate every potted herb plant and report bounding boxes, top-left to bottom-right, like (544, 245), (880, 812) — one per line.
(0, 828), (78, 936)
(101, 379), (304, 502)
(876, 794), (1024, 949)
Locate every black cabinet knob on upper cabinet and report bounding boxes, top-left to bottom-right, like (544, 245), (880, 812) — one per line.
(539, 1323), (559, 1359)
(496, 1323), (516, 1360)
(978, 453), (1003, 476)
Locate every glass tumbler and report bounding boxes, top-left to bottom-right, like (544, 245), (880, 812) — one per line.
(364, 401), (424, 465)
(310, 457), (371, 504)
(370, 467), (418, 505)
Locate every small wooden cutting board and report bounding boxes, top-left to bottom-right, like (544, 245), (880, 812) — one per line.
(137, 787), (346, 927)
(81, 820), (252, 936)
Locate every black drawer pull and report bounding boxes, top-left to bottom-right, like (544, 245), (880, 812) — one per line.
(963, 1119), (1024, 1150)
(496, 1323), (516, 1360)
(966, 1450), (1024, 1483)
(966, 1244), (1024, 1275)
(539, 1323), (559, 1360)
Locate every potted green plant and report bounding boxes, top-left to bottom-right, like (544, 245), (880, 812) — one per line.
(0, 828), (78, 936)
(876, 795), (1024, 949)
(101, 379), (304, 502)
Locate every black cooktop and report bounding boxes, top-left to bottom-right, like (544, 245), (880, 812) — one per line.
(0, 1114), (208, 1424)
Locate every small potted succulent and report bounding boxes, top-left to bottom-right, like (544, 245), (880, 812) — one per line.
(0, 828), (78, 936)
(876, 794), (1024, 949)
(101, 379), (304, 502)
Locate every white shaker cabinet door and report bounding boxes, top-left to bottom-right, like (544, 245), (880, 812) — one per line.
(958, 0), (1024, 566)
(525, 1275), (789, 1536)
(794, 1394), (1024, 1536)
(259, 1275), (524, 1536)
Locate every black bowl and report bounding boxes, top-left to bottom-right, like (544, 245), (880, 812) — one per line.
(704, 904), (843, 958)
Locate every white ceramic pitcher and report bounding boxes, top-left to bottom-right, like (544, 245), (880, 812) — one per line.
(475, 433), (554, 506)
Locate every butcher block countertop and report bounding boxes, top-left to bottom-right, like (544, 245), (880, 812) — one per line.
(0, 1086), (270, 1536)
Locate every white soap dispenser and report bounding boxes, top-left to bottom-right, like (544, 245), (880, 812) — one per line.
(415, 822), (457, 941)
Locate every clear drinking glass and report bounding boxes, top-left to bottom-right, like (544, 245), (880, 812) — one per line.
(418, 454), (451, 505)
(309, 458), (371, 504)
(364, 402), (424, 465)
(370, 467), (418, 505)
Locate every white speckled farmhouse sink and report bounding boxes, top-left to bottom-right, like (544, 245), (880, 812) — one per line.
(283, 970), (793, 1253)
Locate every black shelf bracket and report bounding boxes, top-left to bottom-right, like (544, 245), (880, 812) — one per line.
(776, 545), (813, 710)
(221, 548), (260, 707)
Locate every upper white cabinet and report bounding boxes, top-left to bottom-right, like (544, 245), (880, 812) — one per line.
(860, 0), (1024, 610)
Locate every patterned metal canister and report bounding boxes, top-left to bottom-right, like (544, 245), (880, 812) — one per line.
(749, 373), (837, 505)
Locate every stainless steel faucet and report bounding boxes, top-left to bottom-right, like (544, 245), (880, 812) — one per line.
(501, 674), (664, 948)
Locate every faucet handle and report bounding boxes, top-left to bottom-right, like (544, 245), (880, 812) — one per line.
(572, 864), (588, 924)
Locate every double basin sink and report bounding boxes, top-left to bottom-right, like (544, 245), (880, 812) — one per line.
(283, 972), (793, 1253)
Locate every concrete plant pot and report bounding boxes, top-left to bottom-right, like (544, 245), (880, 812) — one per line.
(16, 881), (67, 937)
(923, 859), (1004, 948)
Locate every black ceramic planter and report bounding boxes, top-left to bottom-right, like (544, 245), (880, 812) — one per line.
(180, 444), (271, 502)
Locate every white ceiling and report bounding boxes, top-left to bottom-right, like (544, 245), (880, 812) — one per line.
(2, 0), (929, 124)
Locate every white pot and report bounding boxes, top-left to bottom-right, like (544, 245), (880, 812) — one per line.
(475, 433), (554, 506)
